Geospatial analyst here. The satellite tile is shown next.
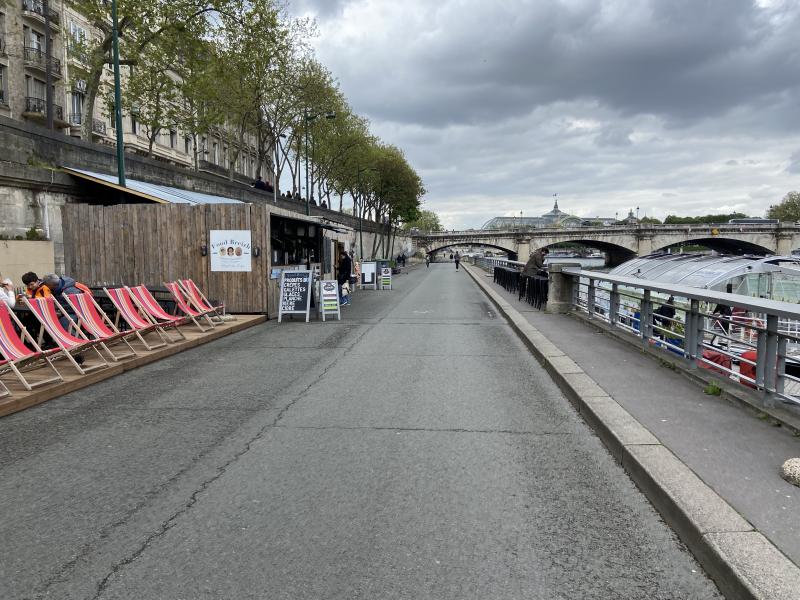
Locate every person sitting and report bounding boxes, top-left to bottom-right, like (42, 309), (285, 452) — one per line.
(0, 277), (16, 308)
(253, 176), (267, 191)
(309, 196), (317, 206)
(321, 200), (328, 209)
(21, 272), (50, 298)
(293, 191), (302, 201)
(264, 180), (274, 193)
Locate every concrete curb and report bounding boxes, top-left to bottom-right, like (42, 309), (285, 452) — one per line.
(464, 264), (800, 600)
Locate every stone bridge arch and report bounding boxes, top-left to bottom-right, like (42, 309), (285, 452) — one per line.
(529, 237), (637, 267)
(651, 235), (774, 256)
(425, 242), (518, 261)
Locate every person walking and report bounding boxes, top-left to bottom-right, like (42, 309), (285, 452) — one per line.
(337, 249), (352, 306)
(425, 255), (430, 268)
(454, 251), (461, 270)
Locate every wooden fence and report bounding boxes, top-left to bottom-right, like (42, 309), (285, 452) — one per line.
(63, 204), (270, 313)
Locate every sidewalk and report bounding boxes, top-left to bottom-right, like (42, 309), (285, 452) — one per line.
(464, 263), (800, 597)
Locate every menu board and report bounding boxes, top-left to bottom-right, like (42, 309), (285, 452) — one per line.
(278, 270), (312, 322)
(361, 261), (377, 290)
(318, 279), (341, 321)
(380, 267), (392, 290)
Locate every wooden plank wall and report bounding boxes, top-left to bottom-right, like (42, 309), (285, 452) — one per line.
(63, 204), (270, 313)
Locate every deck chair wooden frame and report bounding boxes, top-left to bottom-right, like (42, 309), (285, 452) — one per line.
(180, 278), (230, 320)
(24, 297), (109, 375)
(0, 302), (64, 394)
(126, 286), (187, 341)
(103, 287), (170, 350)
(64, 292), (137, 362)
(164, 282), (215, 332)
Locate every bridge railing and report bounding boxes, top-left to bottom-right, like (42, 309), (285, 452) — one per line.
(560, 268), (800, 407)
(473, 256), (523, 270)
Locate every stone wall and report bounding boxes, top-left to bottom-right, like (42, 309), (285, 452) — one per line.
(0, 116), (411, 271)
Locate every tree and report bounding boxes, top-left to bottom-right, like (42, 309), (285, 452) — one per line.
(403, 210), (443, 232)
(68, 0), (234, 141)
(664, 213), (748, 224)
(639, 216), (662, 224)
(768, 192), (800, 222)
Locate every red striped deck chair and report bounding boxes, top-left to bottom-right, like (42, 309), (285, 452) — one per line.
(24, 297), (109, 375)
(164, 282), (215, 332)
(180, 278), (229, 320)
(0, 302), (63, 395)
(64, 292), (137, 361)
(103, 287), (169, 350)
(127, 286), (187, 340)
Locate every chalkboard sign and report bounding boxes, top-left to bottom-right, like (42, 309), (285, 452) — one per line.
(278, 270), (312, 322)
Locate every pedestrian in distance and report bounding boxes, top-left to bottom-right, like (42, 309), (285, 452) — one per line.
(454, 251), (461, 270)
(425, 255), (430, 268)
(337, 248), (352, 305)
(252, 175), (267, 191)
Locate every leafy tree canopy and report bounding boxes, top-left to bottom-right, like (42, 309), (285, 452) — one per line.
(403, 210), (443, 232)
(664, 213), (748, 224)
(767, 192), (800, 222)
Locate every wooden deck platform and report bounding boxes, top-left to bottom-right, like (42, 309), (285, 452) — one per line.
(0, 315), (266, 418)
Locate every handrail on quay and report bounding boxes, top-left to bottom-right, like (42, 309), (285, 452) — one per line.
(471, 256), (800, 408)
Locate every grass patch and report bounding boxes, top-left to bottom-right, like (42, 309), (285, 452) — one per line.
(704, 382), (723, 396)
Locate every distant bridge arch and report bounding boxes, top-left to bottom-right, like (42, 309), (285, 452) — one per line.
(426, 242), (518, 260)
(651, 236), (773, 256)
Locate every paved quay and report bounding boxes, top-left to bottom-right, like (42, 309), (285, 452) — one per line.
(1, 264), (722, 599)
(464, 261), (800, 597)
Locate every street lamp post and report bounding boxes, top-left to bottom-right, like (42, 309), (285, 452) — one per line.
(110, 0), (126, 187)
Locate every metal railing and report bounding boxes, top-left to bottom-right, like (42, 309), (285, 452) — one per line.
(23, 46), (62, 75)
(24, 96), (63, 121)
(92, 118), (106, 135)
(565, 269), (800, 406)
(22, 0), (60, 25)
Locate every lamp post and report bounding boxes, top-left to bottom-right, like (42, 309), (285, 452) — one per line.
(110, 0), (125, 187)
(303, 109), (335, 215)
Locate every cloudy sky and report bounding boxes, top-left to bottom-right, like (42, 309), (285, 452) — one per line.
(288, 0), (800, 230)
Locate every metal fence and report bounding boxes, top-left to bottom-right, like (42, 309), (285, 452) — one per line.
(566, 269), (800, 407)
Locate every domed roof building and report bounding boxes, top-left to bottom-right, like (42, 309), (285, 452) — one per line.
(481, 199), (584, 230)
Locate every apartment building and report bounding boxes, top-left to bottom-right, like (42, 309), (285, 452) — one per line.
(0, 0), (263, 183)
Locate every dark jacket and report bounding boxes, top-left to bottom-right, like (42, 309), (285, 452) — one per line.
(337, 254), (352, 285)
(522, 250), (547, 276)
(49, 276), (89, 303)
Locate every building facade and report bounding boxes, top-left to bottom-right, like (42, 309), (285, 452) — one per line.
(0, 1), (263, 183)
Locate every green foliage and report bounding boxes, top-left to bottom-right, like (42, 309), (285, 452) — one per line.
(25, 227), (45, 241)
(767, 191), (800, 222)
(403, 210), (443, 232)
(639, 216), (662, 224)
(664, 213), (748, 224)
(703, 382), (723, 396)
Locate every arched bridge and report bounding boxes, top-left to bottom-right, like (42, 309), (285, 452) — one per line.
(412, 224), (800, 265)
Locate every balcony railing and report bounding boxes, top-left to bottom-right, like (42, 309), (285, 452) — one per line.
(23, 47), (62, 76)
(69, 112), (81, 126)
(92, 119), (106, 135)
(22, 0), (60, 26)
(25, 96), (64, 122)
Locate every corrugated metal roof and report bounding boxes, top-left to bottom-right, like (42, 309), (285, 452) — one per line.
(63, 167), (244, 205)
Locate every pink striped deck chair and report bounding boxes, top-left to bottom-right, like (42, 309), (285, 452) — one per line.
(180, 278), (229, 320)
(127, 286), (187, 340)
(24, 297), (108, 375)
(64, 292), (137, 361)
(103, 287), (170, 350)
(0, 302), (63, 395)
(164, 282), (215, 332)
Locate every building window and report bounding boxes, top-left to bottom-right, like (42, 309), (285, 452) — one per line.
(0, 65), (7, 105)
(169, 129), (177, 149)
(67, 21), (87, 59)
(212, 142), (218, 164)
(131, 116), (137, 135)
(184, 136), (191, 155)
(70, 92), (83, 125)
(25, 75), (46, 99)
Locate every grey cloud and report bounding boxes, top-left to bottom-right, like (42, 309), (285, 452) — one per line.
(596, 126), (633, 147)
(787, 150), (800, 174)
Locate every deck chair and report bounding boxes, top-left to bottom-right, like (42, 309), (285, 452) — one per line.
(127, 286), (188, 340)
(103, 287), (170, 350)
(0, 302), (64, 395)
(64, 292), (137, 361)
(180, 278), (230, 320)
(23, 297), (108, 375)
(164, 282), (216, 332)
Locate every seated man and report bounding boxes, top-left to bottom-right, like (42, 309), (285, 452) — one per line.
(40, 273), (91, 304)
(21, 272), (50, 298)
(0, 277), (16, 308)
(253, 176), (267, 190)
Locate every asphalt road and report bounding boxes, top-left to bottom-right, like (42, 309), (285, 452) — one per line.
(0, 262), (722, 599)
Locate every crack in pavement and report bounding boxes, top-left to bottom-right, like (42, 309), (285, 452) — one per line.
(83, 301), (390, 599)
(272, 424), (578, 436)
